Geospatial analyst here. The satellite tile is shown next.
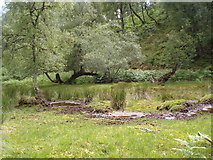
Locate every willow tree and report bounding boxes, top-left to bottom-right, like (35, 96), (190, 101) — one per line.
(46, 3), (143, 84)
(2, 2), (65, 95)
(60, 22), (142, 84)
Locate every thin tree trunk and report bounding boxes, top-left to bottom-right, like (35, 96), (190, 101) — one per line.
(130, 9), (135, 26)
(129, 4), (145, 25)
(55, 73), (64, 84)
(145, 5), (159, 25)
(33, 73), (39, 94)
(45, 72), (56, 83)
(141, 3), (146, 23)
(120, 3), (125, 32)
(45, 72), (64, 84)
(32, 36), (40, 94)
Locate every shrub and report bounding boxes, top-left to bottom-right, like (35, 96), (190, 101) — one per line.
(170, 69), (213, 81)
(113, 69), (213, 83)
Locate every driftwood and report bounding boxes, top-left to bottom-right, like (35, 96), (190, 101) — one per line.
(151, 66), (178, 83)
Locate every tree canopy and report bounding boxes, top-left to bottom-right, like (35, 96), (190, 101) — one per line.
(2, 2), (212, 86)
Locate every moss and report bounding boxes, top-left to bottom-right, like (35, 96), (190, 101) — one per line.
(126, 99), (161, 112)
(157, 99), (187, 111)
(169, 104), (184, 111)
(87, 99), (111, 110)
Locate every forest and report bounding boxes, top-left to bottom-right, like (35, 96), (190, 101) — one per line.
(1, 1), (212, 158)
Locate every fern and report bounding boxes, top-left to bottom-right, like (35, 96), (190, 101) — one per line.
(173, 133), (209, 159)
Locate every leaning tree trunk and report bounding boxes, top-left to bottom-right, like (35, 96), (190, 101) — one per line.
(130, 9), (135, 26)
(129, 4), (145, 25)
(151, 66), (178, 83)
(45, 68), (98, 84)
(145, 4), (160, 25)
(120, 3), (125, 32)
(45, 72), (64, 84)
(141, 3), (146, 23)
(65, 71), (98, 84)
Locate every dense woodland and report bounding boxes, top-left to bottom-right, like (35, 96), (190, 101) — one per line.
(1, 2), (212, 159)
(2, 2), (212, 86)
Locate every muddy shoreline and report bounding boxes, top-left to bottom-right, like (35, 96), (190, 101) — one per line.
(49, 99), (212, 121)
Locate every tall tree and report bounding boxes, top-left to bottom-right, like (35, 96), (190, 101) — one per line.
(2, 2), (65, 95)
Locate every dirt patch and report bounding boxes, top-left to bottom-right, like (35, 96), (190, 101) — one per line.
(179, 99), (213, 113)
(146, 99), (213, 120)
(59, 105), (110, 114)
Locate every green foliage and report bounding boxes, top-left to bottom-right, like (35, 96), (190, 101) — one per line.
(158, 29), (196, 67)
(2, 76), (209, 111)
(2, 3), (66, 78)
(56, 2), (143, 82)
(110, 82), (128, 110)
(170, 69), (212, 81)
(64, 24), (142, 80)
(114, 69), (168, 82)
(74, 76), (96, 85)
(104, 69), (212, 83)
(2, 2), (212, 83)
(172, 133), (211, 158)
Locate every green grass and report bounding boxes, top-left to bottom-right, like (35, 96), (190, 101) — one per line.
(2, 107), (211, 158)
(2, 78), (210, 112)
(1, 78), (212, 158)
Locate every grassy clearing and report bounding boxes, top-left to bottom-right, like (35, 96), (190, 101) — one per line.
(2, 107), (211, 158)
